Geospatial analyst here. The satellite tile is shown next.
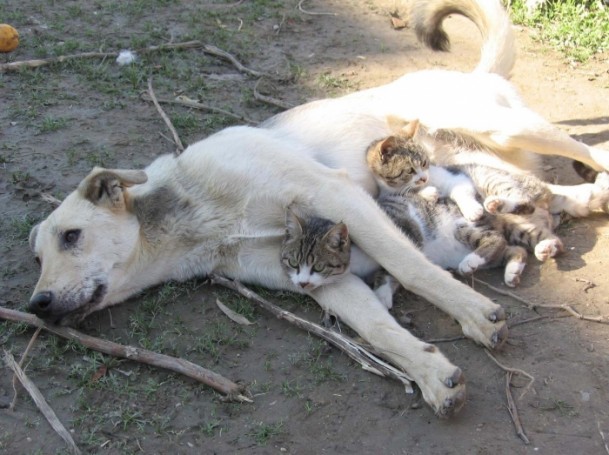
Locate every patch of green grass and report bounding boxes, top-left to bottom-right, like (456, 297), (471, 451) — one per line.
(6, 213), (41, 242)
(249, 420), (284, 445)
(281, 378), (304, 398)
(510, 0), (609, 62)
(39, 116), (68, 134)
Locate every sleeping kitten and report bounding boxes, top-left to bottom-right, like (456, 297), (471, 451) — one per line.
(368, 122), (563, 261)
(372, 190), (529, 308)
(281, 208), (351, 291)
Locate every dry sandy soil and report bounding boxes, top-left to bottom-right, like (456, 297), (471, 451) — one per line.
(1, 0), (609, 454)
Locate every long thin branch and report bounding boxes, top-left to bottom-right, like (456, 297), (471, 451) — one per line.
(147, 77), (184, 155)
(0, 41), (276, 79)
(209, 274), (414, 392)
(297, 0), (338, 16)
(0, 307), (250, 402)
(140, 93), (258, 124)
(473, 278), (609, 323)
(4, 351), (82, 455)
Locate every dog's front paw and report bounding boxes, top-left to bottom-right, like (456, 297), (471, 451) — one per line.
(413, 351), (467, 418)
(459, 302), (508, 350)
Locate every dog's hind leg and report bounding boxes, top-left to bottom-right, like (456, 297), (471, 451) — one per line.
(458, 106), (609, 172)
(310, 274), (466, 417)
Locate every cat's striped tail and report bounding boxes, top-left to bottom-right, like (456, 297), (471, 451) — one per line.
(411, 0), (516, 78)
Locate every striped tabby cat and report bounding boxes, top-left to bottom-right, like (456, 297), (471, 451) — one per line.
(281, 208), (351, 291)
(367, 121), (564, 262)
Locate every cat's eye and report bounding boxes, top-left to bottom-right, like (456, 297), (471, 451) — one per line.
(421, 159), (428, 168)
(312, 264), (325, 273)
(288, 258), (299, 268)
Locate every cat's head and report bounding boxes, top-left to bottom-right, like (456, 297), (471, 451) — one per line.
(367, 120), (430, 192)
(281, 210), (351, 291)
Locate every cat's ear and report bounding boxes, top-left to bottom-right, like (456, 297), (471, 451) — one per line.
(402, 119), (420, 139)
(324, 222), (350, 250)
(285, 208), (304, 238)
(378, 136), (398, 161)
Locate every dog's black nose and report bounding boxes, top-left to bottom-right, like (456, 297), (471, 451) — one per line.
(28, 291), (54, 316)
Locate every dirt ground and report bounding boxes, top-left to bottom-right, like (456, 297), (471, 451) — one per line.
(1, 0), (609, 454)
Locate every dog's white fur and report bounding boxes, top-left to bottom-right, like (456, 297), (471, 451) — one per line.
(29, 0), (609, 416)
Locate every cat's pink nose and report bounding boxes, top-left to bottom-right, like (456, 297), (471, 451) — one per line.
(418, 176), (427, 184)
(299, 282), (310, 289)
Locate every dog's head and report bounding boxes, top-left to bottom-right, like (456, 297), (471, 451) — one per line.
(28, 167), (147, 325)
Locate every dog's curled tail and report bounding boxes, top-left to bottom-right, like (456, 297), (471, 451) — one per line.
(411, 0), (516, 78)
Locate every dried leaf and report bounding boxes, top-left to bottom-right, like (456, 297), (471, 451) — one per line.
(215, 299), (254, 325)
(90, 365), (107, 383)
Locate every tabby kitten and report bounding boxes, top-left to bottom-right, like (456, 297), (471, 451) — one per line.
(369, 121), (563, 261)
(281, 209), (351, 291)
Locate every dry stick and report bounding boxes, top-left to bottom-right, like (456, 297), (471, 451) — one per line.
(473, 278), (609, 323)
(209, 274), (415, 391)
(297, 0), (338, 16)
(4, 351), (82, 455)
(0, 307), (251, 402)
(201, 44), (269, 78)
(9, 326), (42, 411)
(147, 77), (184, 155)
(253, 78), (294, 110)
(140, 93), (258, 124)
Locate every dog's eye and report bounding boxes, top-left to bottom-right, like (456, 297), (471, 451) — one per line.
(35, 256), (41, 266)
(63, 229), (81, 246)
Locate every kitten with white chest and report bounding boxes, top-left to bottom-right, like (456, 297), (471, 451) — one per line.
(280, 209), (351, 291)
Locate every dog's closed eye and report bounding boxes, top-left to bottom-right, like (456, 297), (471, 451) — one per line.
(62, 229), (81, 248)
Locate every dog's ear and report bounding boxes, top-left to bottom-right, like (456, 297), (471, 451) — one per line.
(29, 223), (40, 252)
(78, 167), (148, 210)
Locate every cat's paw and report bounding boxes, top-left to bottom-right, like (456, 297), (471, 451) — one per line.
(534, 238), (564, 261)
(458, 253), (486, 276)
(504, 261), (526, 287)
(373, 283), (394, 310)
(419, 186), (440, 203)
(459, 203), (485, 222)
(483, 196), (504, 214)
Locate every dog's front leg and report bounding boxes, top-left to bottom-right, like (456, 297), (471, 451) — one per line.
(310, 274), (466, 417)
(307, 178), (508, 349)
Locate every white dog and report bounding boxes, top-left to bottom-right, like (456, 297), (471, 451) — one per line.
(28, 0), (609, 417)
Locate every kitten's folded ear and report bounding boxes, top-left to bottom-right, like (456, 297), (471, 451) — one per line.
(386, 116), (420, 138)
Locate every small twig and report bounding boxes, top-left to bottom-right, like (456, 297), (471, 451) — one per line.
(598, 419), (609, 455)
(253, 79), (294, 110)
(140, 93), (258, 124)
(425, 335), (466, 344)
(575, 277), (597, 293)
(209, 274), (414, 392)
(39, 192), (62, 208)
(485, 350), (533, 444)
(147, 77), (184, 155)
(485, 350), (535, 399)
(472, 278), (609, 324)
(202, 44), (269, 78)
(297, 0), (338, 16)
(4, 351), (82, 454)
(507, 315), (548, 328)
(506, 371), (530, 445)
(0, 307), (250, 402)
(9, 327), (42, 411)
